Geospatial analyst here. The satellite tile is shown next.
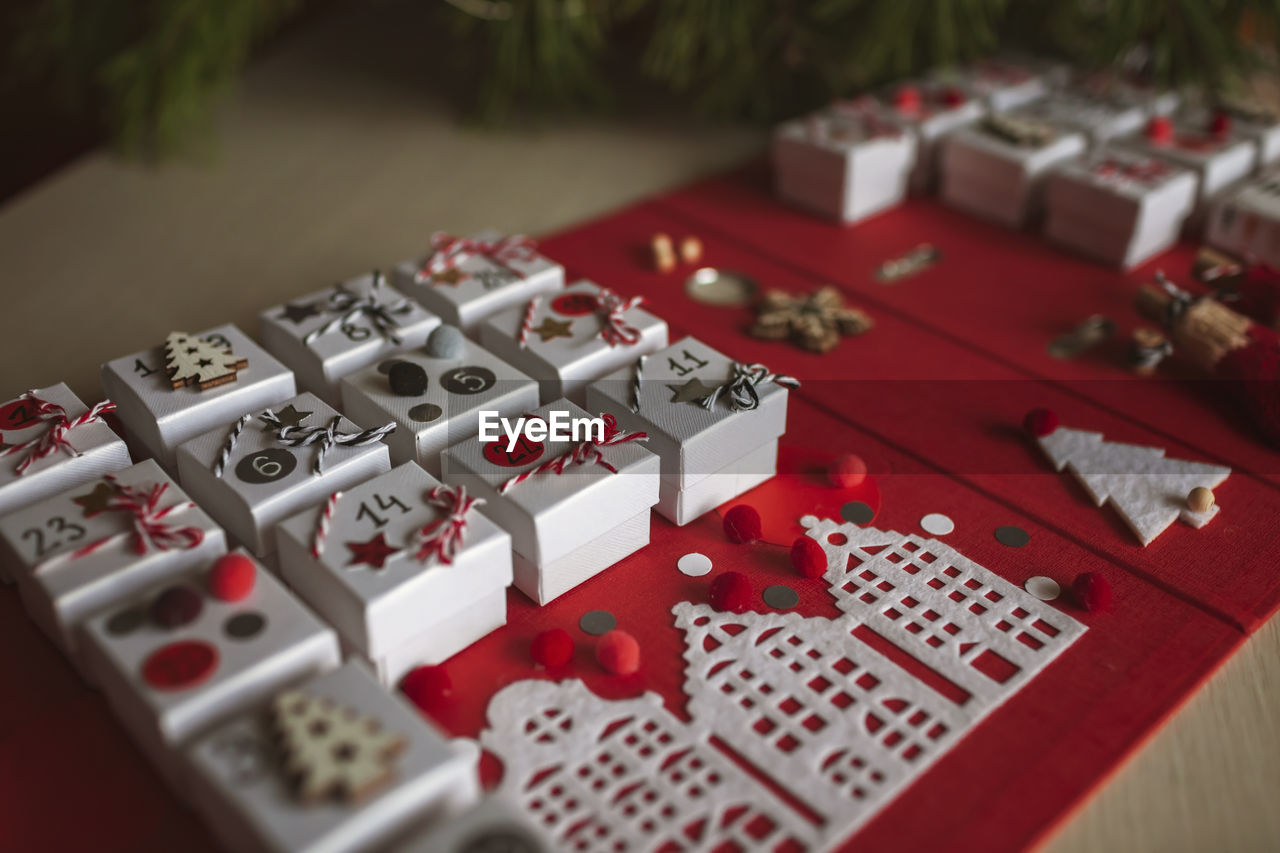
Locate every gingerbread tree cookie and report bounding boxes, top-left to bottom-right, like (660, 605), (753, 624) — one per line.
(164, 332), (248, 391)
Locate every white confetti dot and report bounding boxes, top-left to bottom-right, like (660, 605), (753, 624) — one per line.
(799, 515), (819, 529)
(920, 513), (955, 535)
(677, 553), (713, 577)
(1024, 576), (1060, 601)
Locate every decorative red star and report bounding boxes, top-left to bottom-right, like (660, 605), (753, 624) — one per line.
(345, 532), (399, 570)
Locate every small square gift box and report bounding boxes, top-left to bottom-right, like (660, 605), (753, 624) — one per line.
(1015, 89), (1149, 146)
(180, 660), (481, 853)
(0, 458), (226, 664)
(477, 280), (669, 405)
(175, 392), (394, 559)
(101, 324), (296, 472)
(78, 550), (340, 788)
(391, 230), (565, 333)
(877, 81), (987, 193)
(1071, 70), (1181, 118)
(940, 111), (1088, 227)
(1206, 169), (1280, 269)
(0, 384), (131, 583)
(276, 462), (512, 684)
(1180, 98), (1280, 169)
(772, 99), (918, 223)
(340, 325), (539, 476)
(1045, 150), (1198, 269)
(259, 270), (441, 406)
(931, 58), (1056, 112)
(441, 399), (659, 605)
(586, 337), (794, 526)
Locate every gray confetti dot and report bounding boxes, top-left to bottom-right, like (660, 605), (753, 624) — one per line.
(579, 610), (617, 636)
(677, 552), (712, 577)
(408, 403), (443, 423)
(763, 585), (799, 610)
(995, 525), (1030, 548)
(224, 611), (267, 640)
(106, 607), (145, 636)
(377, 359), (404, 375)
(1024, 576), (1060, 601)
(426, 325), (465, 359)
(840, 501), (875, 525)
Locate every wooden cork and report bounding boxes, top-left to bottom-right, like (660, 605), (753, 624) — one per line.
(652, 233), (676, 273)
(1134, 284), (1252, 371)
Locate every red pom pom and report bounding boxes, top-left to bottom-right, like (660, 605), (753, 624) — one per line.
(1146, 115), (1173, 144)
(401, 665), (452, 711)
(207, 553), (256, 602)
(723, 505), (762, 544)
(893, 85), (921, 111)
(531, 628), (574, 668)
(596, 630), (640, 675)
(827, 453), (867, 489)
(790, 536), (827, 579)
(1209, 110), (1232, 136)
(1022, 408), (1059, 438)
(709, 571), (753, 613)
(1072, 572), (1113, 613)
(940, 86), (966, 107)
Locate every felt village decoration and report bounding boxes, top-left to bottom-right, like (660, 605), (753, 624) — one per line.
(391, 230), (566, 332)
(174, 393), (393, 558)
(164, 332), (249, 391)
(102, 324), (297, 471)
(748, 285), (873, 353)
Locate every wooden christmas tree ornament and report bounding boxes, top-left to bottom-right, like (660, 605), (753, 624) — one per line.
(163, 332), (248, 391)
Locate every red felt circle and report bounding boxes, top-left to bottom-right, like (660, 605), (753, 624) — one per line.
(790, 536), (828, 579)
(531, 628), (575, 668)
(142, 640), (218, 691)
(1022, 408), (1059, 438)
(0, 399), (40, 432)
(401, 664), (453, 712)
(1072, 572), (1113, 613)
(482, 437), (545, 468)
(208, 553), (256, 603)
(595, 630), (640, 675)
(827, 454), (867, 488)
(722, 505), (762, 544)
(1146, 115), (1173, 144)
(549, 292), (598, 317)
(709, 571), (752, 614)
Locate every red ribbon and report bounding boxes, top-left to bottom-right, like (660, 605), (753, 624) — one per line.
(71, 477), (205, 560)
(417, 232), (539, 281)
(594, 288), (645, 347)
(1093, 158), (1173, 184)
(2, 394), (116, 476)
(499, 414), (648, 494)
(415, 484), (484, 565)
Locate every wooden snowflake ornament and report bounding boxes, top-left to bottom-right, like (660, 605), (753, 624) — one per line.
(269, 689), (407, 804)
(749, 286), (872, 353)
(163, 332), (248, 391)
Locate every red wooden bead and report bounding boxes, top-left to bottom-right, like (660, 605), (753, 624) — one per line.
(941, 86), (966, 107)
(709, 571), (752, 613)
(208, 553), (256, 602)
(596, 630), (640, 675)
(401, 664), (452, 711)
(1073, 572), (1113, 613)
(531, 628), (574, 668)
(1209, 110), (1232, 136)
(1022, 408), (1059, 438)
(723, 505), (762, 544)
(790, 536), (827, 579)
(1146, 115), (1174, 144)
(893, 85), (921, 111)
(827, 453), (867, 488)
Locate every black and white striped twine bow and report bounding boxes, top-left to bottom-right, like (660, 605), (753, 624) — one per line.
(700, 362), (800, 412)
(302, 271), (414, 346)
(259, 411), (395, 475)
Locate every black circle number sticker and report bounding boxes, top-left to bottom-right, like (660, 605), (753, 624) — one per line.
(235, 448), (297, 484)
(440, 366), (495, 395)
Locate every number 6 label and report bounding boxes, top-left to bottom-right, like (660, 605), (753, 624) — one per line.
(235, 448), (298, 484)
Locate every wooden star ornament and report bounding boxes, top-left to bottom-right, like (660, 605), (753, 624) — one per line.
(431, 268), (469, 286)
(531, 317), (574, 342)
(749, 286), (872, 353)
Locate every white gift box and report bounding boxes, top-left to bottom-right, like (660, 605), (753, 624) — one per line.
(941, 114), (1088, 227)
(180, 660), (481, 853)
(1045, 150), (1198, 269)
(78, 550), (340, 787)
(441, 398), (659, 605)
(477, 280), (669, 405)
(176, 392), (393, 558)
(0, 384), (131, 583)
(1072, 70), (1181, 118)
(0, 458), (226, 663)
(340, 327), (539, 476)
(259, 272), (441, 406)
(101, 324), (297, 472)
(1206, 169), (1280, 268)
(586, 337), (790, 526)
(1178, 100), (1280, 169)
(878, 82), (987, 193)
(772, 103), (918, 223)
(387, 795), (549, 853)
(276, 462), (512, 684)
(1016, 90), (1148, 145)
(1116, 120), (1258, 222)
(391, 230), (565, 333)
(931, 59), (1053, 112)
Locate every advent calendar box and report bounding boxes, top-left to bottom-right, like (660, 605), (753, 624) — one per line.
(0, 384), (131, 583)
(176, 392), (393, 558)
(1206, 169), (1280, 269)
(1016, 88), (1148, 145)
(340, 326), (539, 476)
(181, 660), (480, 853)
(931, 58), (1056, 112)
(1181, 100), (1280, 168)
(772, 101), (918, 223)
(0, 459), (226, 663)
(259, 272), (440, 406)
(441, 399), (659, 605)
(276, 462), (512, 684)
(586, 337), (790, 526)
(391, 230), (565, 333)
(941, 113), (1088, 227)
(79, 551), (340, 787)
(877, 82), (986, 193)
(477, 280), (668, 405)
(1045, 150), (1198, 268)
(1072, 70), (1181, 118)
(102, 324), (296, 471)
(1116, 117), (1258, 222)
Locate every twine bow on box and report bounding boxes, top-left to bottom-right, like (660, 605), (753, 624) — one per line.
(499, 413), (647, 494)
(417, 232), (539, 281)
(259, 411), (395, 476)
(415, 484), (484, 565)
(2, 393), (116, 476)
(698, 362), (800, 413)
(303, 272), (414, 346)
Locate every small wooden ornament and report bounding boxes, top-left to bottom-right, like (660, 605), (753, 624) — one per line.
(652, 233), (676, 274)
(750, 286), (872, 353)
(679, 236), (703, 266)
(163, 332), (248, 391)
(1187, 486), (1215, 513)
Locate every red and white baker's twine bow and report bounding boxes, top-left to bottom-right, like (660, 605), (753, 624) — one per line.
(46, 476), (205, 567)
(824, 96), (902, 140)
(260, 411), (395, 475)
(518, 297), (541, 349)
(699, 362), (800, 413)
(417, 232), (539, 281)
(517, 287), (644, 349)
(499, 413), (647, 494)
(2, 393), (116, 476)
(1093, 157), (1172, 184)
(303, 271), (413, 346)
(415, 484), (484, 564)
(311, 489), (342, 558)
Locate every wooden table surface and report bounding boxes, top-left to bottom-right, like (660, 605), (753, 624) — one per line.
(1, 4), (1276, 850)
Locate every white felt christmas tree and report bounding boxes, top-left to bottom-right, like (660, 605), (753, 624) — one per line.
(163, 332), (248, 391)
(1037, 426), (1231, 546)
